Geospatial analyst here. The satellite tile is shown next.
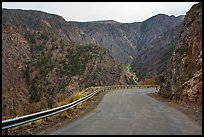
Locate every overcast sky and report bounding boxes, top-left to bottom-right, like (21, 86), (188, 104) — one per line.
(2, 2), (197, 23)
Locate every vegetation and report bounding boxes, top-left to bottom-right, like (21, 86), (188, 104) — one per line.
(29, 83), (41, 103)
(124, 64), (138, 84)
(22, 30), (101, 107)
(40, 31), (49, 41)
(23, 65), (30, 84)
(139, 78), (155, 85)
(6, 87), (99, 135)
(24, 32), (36, 44)
(47, 98), (54, 109)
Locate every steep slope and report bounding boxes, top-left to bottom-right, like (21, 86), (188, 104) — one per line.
(2, 9), (184, 79)
(68, 21), (139, 64)
(69, 15), (184, 79)
(133, 14), (184, 76)
(159, 3), (202, 105)
(2, 19), (128, 119)
(69, 15), (184, 67)
(2, 24), (30, 118)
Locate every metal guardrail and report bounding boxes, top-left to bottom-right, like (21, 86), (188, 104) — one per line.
(2, 85), (159, 131)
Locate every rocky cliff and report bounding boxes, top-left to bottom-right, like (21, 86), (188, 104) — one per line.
(159, 3), (202, 106)
(130, 15), (184, 78)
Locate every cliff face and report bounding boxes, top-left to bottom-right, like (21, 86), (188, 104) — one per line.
(131, 15), (184, 78)
(159, 3), (202, 105)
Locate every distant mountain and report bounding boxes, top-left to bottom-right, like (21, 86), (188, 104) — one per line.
(86, 20), (121, 24)
(2, 9), (184, 79)
(68, 14), (184, 78)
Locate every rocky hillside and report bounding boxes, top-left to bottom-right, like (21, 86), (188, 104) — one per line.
(2, 16), (130, 118)
(130, 15), (184, 78)
(2, 9), (184, 79)
(69, 16), (184, 78)
(159, 3), (202, 106)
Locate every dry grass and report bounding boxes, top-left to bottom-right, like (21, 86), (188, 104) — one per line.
(4, 87), (99, 135)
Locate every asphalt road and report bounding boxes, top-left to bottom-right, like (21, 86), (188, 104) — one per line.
(49, 88), (202, 135)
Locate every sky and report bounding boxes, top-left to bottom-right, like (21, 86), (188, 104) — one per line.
(2, 2), (198, 23)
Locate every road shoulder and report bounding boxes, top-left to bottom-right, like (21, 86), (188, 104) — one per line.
(147, 92), (202, 127)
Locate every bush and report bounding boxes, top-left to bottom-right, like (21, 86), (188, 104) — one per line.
(30, 34), (36, 44)
(40, 31), (48, 41)
(35, 44), (45, 51)
(26, 103), (39, 114)
(40, 100), (48, 110)
(24, 65), (30, 84)
(29, 84), (41, 103)
(51, 43), (55, 50)
(60, 39), (64, 50)
(48, 98), (54, 109)
(140, 78), (155, 85)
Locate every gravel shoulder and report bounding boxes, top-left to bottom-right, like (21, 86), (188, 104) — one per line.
(147, 92), (202, 127)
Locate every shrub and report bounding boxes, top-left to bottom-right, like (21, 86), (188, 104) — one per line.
(140, 78), (155, 85)
(48, 98), (54, 109)
(26, 103), (39, 114)
(24, 65), (30, 84)
(29, 84), (41, 103)
(60, 39), (64, 50)
(30, 34), (36, 44)
(40, 100), (48, 110)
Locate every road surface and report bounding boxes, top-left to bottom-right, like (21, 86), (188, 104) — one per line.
(49, 88), (202, 135)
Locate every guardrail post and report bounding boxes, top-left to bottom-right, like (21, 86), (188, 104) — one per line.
(45, 117), (48, 122)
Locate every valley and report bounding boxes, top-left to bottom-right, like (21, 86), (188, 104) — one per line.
(2, 2), (202, 135)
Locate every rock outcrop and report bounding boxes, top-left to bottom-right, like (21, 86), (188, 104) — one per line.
(159, 3), (202, 106)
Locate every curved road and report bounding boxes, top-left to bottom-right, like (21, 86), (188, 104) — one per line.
(49, 88), (202, 135)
